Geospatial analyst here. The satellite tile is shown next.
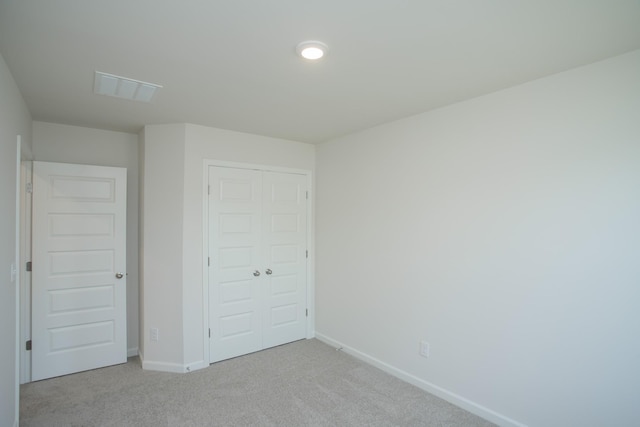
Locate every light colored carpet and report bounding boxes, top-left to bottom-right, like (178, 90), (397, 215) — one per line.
(20, 338), (495, 426)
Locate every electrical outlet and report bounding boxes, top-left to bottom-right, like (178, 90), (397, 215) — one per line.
(150, 328), (159, 342)
(419, 340), (430, 358)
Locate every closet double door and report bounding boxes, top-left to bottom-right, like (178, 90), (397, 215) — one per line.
(208, 166), (308, 363)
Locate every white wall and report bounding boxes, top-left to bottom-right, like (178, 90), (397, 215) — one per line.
(140, 123), (315, 370)
(0, 52), (32, 427)
(138, 127), (146, 359)
(315, 49), (640, 427)
(32, 122), (140, 356)
(139, 124), (186, 369)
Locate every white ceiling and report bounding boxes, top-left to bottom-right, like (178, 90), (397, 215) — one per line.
(1, 1), (639, 144)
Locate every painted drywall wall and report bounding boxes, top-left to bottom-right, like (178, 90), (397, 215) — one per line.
(139, 124), (186, 370)
(32, 122), (140, 356)
(0, 52), (32, 427)
(181, 124), (315, 368)
(138, 127), (146, 360)
(315, 49), (640, 427)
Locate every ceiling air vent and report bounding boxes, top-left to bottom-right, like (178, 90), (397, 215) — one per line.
(94, 71), (162, 102)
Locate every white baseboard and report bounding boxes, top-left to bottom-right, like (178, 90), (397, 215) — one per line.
(314, 333), (526, 427)
(127, 347), (139, 357)
(141, 358), (186, 373)
(138, 351), (208, 374)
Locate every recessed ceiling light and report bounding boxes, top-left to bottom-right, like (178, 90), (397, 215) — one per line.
(296, 41), (328, 60)
(94, 71), (162, 102)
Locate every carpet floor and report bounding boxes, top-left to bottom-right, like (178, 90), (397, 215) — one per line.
(20, 338), (495, 426)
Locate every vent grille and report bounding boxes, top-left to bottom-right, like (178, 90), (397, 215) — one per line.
(94, 71), (162, 102)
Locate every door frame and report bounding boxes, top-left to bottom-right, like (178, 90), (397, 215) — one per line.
(202, 159), (314, 365)
(15, 135), (33, 427)
(18, 154), (32, 384)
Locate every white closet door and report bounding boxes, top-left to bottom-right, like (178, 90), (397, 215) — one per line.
(262, 171), (308, 348)
(32, 161), (127, 380)
(208, 166), (307, 363)
(209, 167), (263, 362)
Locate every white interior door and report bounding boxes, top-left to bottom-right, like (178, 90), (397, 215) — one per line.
(32, 161), (127, 381)
(262, 171), (308, 348)
(208, 166), (307, 363)
(208, 167), (263, 362)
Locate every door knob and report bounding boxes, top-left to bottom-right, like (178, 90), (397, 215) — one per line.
(253, 270), (261, 277)
(265, 269), (272, 275)
(115, 273), (124, 279)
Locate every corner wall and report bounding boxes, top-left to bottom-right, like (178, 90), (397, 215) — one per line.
(139, 124), (186, 371)
(315, 50), (640, 426)
(0, 52), (32, 427)
(138, 127), (146, 360)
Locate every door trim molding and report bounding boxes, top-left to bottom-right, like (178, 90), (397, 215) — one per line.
(202, 159), (314, 365)
(19, 156), (32, 384)
(14, 136), (22, 425)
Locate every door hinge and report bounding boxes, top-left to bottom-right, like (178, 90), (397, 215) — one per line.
(26, 340), (32, 351)
(306, 250), (308, 259)
(208, 257), (210, 267)
(26, 182), (33, 194)
(305, 309), (308, 317)
(208, 328), (211, 338)
(26, 261), (32, 272)
(306, 191), (308, 200)
(208, 185), (211, 195)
